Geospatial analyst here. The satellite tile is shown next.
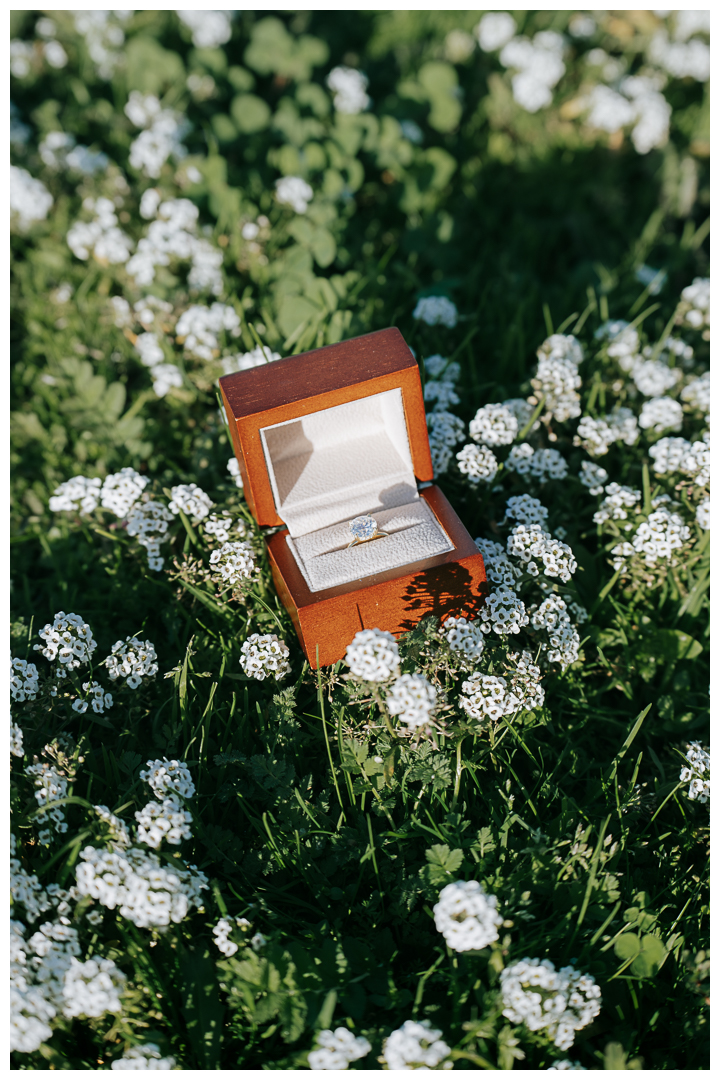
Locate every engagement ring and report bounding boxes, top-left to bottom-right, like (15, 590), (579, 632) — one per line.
(347, 515), (389, 548)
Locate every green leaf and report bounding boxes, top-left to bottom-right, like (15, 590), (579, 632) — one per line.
(425, 843), (464, 884)
(614, 932), (642, 961)
(643, 629), (703, 662)
(178, 945), (224, 1069)
(630, 935), (668, 978)
(124, 36), (185, 96)
(231, 94), (272, 133)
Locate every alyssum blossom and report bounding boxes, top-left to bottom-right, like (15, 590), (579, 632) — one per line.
(140, 758), (196, 800)
(309, 1027), (372, 1070)
(439, 616), (485, 665)
(385, 673), (437, 732)
(135, 796), (193, 848)
(679, 742), (710, 804)
(469, 403), (518, 446)
(500, 957), (602, 1051)
(239, 634), (291, 681)
(34, 611), (97, 671)
(209, 540), (256, 587)
(383, 1019), (452, 1070)
(505, 444), (568, 481)
(456, 443), (499, 483)
(104, 636), (158, 689)
(168, 483), (214, 521)
(344, 628), (400, 683)
(433, 880), (503, 951)
(413, 295), (458, 328)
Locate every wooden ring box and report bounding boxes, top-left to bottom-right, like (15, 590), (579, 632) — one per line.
(220, 327), (487, 668)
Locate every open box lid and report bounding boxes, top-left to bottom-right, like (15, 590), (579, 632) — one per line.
(219, 327), (434, 529)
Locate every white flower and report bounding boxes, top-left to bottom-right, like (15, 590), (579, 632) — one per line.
(568, 14), (595, 38)
(275, 176), (313, 214)
(168, 482), (214, 521)
(135, 796), (192, 849)
(460, 672), (518, 723)
(126, 498), (176, 571)
(309, 1027), (372, 1070)
(503, 397), (539, 433)
(631, 507), (690, 566)
(507, 525), (577, 582)
(424, 380), (460, 411)
(531, 336), (582, 421)
(574, 408), (638, 457)
(250, 932), (267, 952)
(677, 277), (709, 332)
(547, 1060), (587, 1070)
(74, 10), (128, 80)
(424, 355), (461, 382)
(456, 443), (499, 484)
(427, 412), (465, 474)
(80, 681), (113, 714)
(505, 444), (568, 482)
(203, 513), (245, 544)
(94, 805), (131, 847)
(209, 540), (256, 586)
(440, 616), (485, 666)
(631, 359), (681, 397)
(62, 956), (126, 1019)
(227, 457), (244, 489)
(177, 10), (232, 48)
(327, 66), (370, 114)
(649, 435), (708, 482)
(649, 29), (710, 82)
(681, 372), (710, 416)
(49, 476), (102, 515)
(384, 1019), (452, 1071)
(112, 1043), (177, 1070)
(480, 585), (529, 635)
(679, 741), (710, 804)
(140, 758), (196, 800)
(151, 363), (184, 398)
(212, 917), (250, 959)
(127, 198), (223, 295)
(696, 498), (710, 530)
(221, 344), (281, 373)
(11, 720), (24, 758)
(639, 396), (683, 434)
(500, 957), (601, 1050)
(11, 658), (40, 703)
(34, 612), (97, 671)
(469, 403), (518, 446)
(240, 634), (291, 681)
(500, 33), (566, 113)
(386, 673), (437, 732)
(507, 650), (545, 709)
(475, 537), (521, 589)
(10, 167), (53, 231)
(67, 196), (133, 264)
(75, 845), (208, 928)
(593, 483), (641, 524)
(578, 461), (608, 495)
(25, 762), (69, 835)
(176, 302), (241, 361)
(345, 628), (400, 683)
(105, 637), (158, 689)
(125, 92), (190, 179)
(413, 296), (458, 328)
(506, 494), (548, 526)
(475, 12), (517, 52)
(433, 880), (503, 952)
(101, 468), (149, 518)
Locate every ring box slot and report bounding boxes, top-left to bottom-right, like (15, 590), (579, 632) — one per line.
(220, 327), (486, 667)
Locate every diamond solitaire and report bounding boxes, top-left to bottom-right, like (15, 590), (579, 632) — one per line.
(347, 515), (389, 548)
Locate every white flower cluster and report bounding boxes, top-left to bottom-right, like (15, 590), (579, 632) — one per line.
(100, 468), (150, 518)
(94, 804), (131, 848)
(425, 354), (461, 382)
(649, 434), (709, 484)
(547, 1061), (586, 1071)
(586, 76), (671, 154)
(439, 616), (485, 665)
(73, 681), (113, 715)
(638, 396), (683, 434)
(530, 596), (581, 669)
(127, 195), (224, 295)
(212, 916), (250, 959)
(309, 1027), (372, 1070)
(460, 672), (520, 723)
(275, 176), (314, 214)
(631, 358), (681, 398)
(627, 507), (691, 567)
(386, 673), (437, 732)
(469, 403), (518, 446)
(424, 380), (460, 410)
(176, 303), (241, 361)
(239, 634), (291, 681)
(500, 958), (602, 1050)
(649, 24), (709, 82)
(530, 335), (583, 422)
(209, 540), (256, 587)
(578, 461), (609, 495)
(105, 636), (159, 689)
(344, 628), (400, 683)
(133, 330), (183, 399)
(11, 835), (67, 924)
(507, 525), (577, 582)
(111, 1042), (177, 1070)
(135, 796), (192, 849)
(74, 10), (128, 80)
(383, 1019), (452, 1071)
(508, 650), (546, 709)
(25, 762), (69, 836)
(679, 742), (710, 804)
(413, 296), (458, 328)
(34, 611), (97, 672)
(327, 66), (370, 113)
(696, 498), (710, 531)
(456, 443), (499, 483)
(126, 499), (177, 571)
(479, 585), (529, 635)
(433, 879), (503, 952)
(680, 372), (710, 418)
(574, 408), (639, 457)
(227, 457), (244, 489)
(124, 92), (190, 179)
(168, 482), (214, 520)
(141, 758), (196, 800)
(10, 166), (53, 231)
(75, 845), (208, 928)
(488, 29), (566, 114)
(11, 658), (40, 702)
(62, 955), (127, 1019)
(39, 130), (108, 175)
(177, 9), (232, 48)
(505, 443), (569, 481)
(593, 483), (642, 524)
(677, 277), (709, 334)
(506, 494), (549, 526)
(475, 537), (520, 588)
(427, 411), (465, 473)
(49, 475), (102, 515)
(203, 513), (246, 544)
(11, 721), (24, 758)
(67, 196), (133, 265)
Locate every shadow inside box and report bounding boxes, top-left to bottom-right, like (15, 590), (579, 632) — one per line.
(400, 563), (488, 632)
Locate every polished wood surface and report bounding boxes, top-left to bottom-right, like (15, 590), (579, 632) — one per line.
(219, 327), (434, 527)
(266, 485), (488, 668)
